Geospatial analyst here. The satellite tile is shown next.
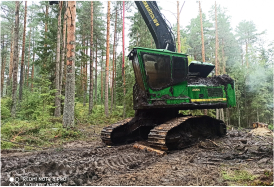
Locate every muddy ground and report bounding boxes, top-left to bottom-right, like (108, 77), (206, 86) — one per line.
(1, 128), (273, 186)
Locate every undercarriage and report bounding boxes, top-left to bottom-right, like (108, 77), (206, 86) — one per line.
(101, 109), (226, 152)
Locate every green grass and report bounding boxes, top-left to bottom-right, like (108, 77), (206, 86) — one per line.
(1, 119), (80, 150)
(222, 170), (257, 182)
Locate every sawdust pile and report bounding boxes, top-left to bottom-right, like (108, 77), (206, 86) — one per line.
(249, 127), (274, 136)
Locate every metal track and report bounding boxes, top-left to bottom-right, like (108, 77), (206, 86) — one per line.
(147, 116), (194, 150)
(101, 115), (226, 152)
(148, 116), (226, 151)
(101, 118), (134, 145)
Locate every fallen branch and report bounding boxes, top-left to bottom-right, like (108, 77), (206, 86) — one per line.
(11, 130), (23, 142)
(206, 139), (219, 147)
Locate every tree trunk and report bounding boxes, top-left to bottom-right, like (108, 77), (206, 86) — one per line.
(199, 1), (205, 62)
(80, 55), (83, 90)
(214, 2), (219, 75)
(114, 47), (117, 109)
(199, 1), (207, 115)
(84, 41), (88, 106)
(54, 1), (62, 117)
(101, 50), (103, 103)
(94, 38), (98, 105)
(7, 28), (14, 95)
(19, 1), (27, 101)
(11, 1), (20, 118)
(60, 1), (67, 94)
(31, 39), (35, 91)
(238, 102), (241, 127)
(177, 1), (181, 53)
(105, 1), (111, 117)
(26, 28), (31, 87)
(82, 34), (86, 106)
(222, 39), (226, 74)
(111, 7), (118, 113)
(246, 41), (248, 67)
(88, 1), (94, 114)
(63, 1), (76, 128)
(256, 107), (259, 122)
(43, 5), (48, 68)
(1, 35), (6, 96)
(220, 108), (224, 122)
(215, 2), (219, 119)
(245, 88), (248, 127)
(122, 1), (126, 118)
(85, 39), (88, 104)
(219, 38), (226, 121)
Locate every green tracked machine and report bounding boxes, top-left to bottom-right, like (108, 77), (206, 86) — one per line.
(101, 1), (236, 151)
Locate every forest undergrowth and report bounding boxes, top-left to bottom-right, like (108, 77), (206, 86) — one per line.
(1, 95), (128, 150)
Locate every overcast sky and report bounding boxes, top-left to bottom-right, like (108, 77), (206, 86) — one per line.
(159, 0), (274, 43)
(102, 0), (274, 54)
(6, 0), (272, 54)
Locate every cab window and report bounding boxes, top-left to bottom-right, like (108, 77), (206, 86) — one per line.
(141, 53), (171, 89)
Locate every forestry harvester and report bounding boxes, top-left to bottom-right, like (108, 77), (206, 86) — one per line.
(101, 1), (236, 152)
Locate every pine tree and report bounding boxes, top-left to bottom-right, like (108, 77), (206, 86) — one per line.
(89, 1), (94, 114)
(11, 1), (20, 118)
(94, 38), (98, 105)
(54, 1), (62, 117)
(43, 4), (48, 68)
(105, 1), (110, 117)
(236, 20), (263, 67)
(1, 35), (7, 96)
(1, 2), (16, 96)
(214, 2), (220, 120)
(63, 1), (76, 127)
(26, 28), (31, 86)
(7, 28), (14, 94)
(60, 2), (67, 95)
(214, 2), (219, 75)
(111, 5), (118, 113)
(177, 1), (181, 53)
(18, 1), (27, 101)
(31, 40), (35, 91)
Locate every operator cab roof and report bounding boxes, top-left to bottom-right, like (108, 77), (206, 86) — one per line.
(188, 61), (215, 78)
(128, 47), (188, 60)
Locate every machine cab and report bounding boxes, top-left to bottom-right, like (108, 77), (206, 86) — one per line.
(128, 47), (188, 92)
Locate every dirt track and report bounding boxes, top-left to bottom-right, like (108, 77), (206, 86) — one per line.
(1, 128), (273, 186)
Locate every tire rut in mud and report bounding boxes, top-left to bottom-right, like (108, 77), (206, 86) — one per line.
(1, 144), (159, 186)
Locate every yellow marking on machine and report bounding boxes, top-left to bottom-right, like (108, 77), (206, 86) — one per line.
(192, 89), (200, 91)
(191, 98), (227, 102)
(142, 1), (160, 27)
